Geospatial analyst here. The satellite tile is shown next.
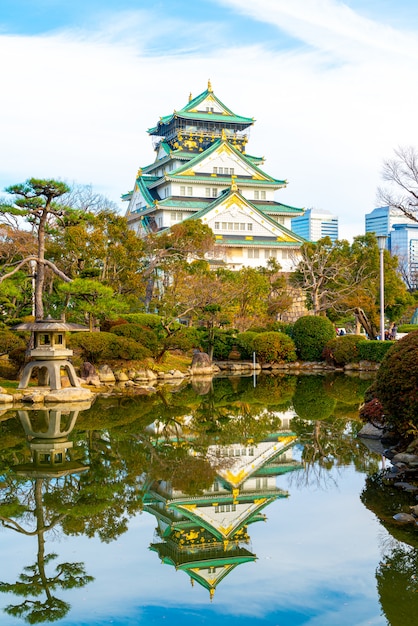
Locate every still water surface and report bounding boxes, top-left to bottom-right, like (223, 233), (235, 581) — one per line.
(0, 374), (416, 626)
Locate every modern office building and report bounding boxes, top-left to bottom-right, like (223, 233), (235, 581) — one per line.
(365, 206), (416, 243)
(123, 81), (306, 271)
(365, 205), (418, 288)
(290, 208), (339, 242)
(390, 223), (418, 289)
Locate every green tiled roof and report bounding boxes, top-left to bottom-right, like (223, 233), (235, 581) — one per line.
(148, 87), (254, 134)
(172, 138), (284, 184)
(254, 202), (304, 214)
(158, 199), (210, 209)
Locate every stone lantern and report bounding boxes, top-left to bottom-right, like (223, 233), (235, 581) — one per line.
(12, 405), (90, 478)
(14, 317), (89, 390)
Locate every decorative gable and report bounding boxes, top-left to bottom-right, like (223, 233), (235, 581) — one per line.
(197, 192), (303, 243)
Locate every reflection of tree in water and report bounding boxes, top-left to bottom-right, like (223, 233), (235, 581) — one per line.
(0, 478), (93, 624)
(290, 375), (380, 488)
(376, 542), (418, 626)
(361, 472), (418, 626)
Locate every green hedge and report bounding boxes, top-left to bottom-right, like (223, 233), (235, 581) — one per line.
(322, 335), (367, 366)
(253, 331), (296, 363)
(398, 324), (418, 333)
(357, 341), (394, 363)
(69, 332), (151, 363)
(292, 316), (336, 361)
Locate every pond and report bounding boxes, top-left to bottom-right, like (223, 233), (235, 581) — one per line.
(0, 373), (417, 626)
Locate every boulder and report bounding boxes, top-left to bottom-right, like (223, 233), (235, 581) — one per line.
(115, 370), (129, 382)
(358, 423), (384, 439)
(98, 365), (116, 383)
(80, 362), (102, 386)
(393, 512), (416, 524)
(191, 350), (212, 369)
(0, 393), (14, 404)
(45, 387), (93, 403)
(392, 453), (418, 466)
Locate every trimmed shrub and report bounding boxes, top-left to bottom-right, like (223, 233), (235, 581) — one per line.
(112, 323), (161, 356)
(292, 316), (336, 361)
(357, 340), (394, 363)
(119, 313), (163, 329)
(236, 331), (258, 359)
(253, 331), (296, 363)
(0, 360), (19, 379)
(0, 330), (26, 357)
(374, 330), (418, 433)
(322, 334), (367, 366)
(164, 326), (201, 352)
(69, 332), (151, 363)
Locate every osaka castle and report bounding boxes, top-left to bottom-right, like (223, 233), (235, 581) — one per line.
(124, 80), (305, 270)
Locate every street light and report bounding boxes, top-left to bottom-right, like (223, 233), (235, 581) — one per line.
(377, 235), (387, 341)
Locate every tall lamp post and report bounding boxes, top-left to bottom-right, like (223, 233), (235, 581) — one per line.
(377, 235), (387, 341)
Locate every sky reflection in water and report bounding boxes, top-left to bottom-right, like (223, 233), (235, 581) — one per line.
(0, 374), (412, 625)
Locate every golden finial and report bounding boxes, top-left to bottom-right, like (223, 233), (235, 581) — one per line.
(221, 128), (227, 141)
(208, 79), (213, 92)
(189, 92), (192, 101)
(136, 168), (142, 178)
(231, 176), (238, 192)
(210, 588), (215, 601)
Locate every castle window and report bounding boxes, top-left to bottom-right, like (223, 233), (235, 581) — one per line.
(228, 222), (234, 230)
(247, 223), (253, 231)
(214, 222), (220, 230)
(187, 186), (193, 196)
(254, 190), (259, 200)
(230, 168), (235, 175)
(180, 186), (185, 196)
(221, 222), (227, 229)
(212, 188), (218, 197)
(213, 167), (218, 174)
(240, 223), (246, 231)
(234, 223), (240, 231)
(205, 187), (211, 197)
(170, 211), (183, 222)
(247, 249), (259, 259)
(261, 190), (266, 200)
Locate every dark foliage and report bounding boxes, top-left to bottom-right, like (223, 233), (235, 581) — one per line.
(292, 316), (336, 361)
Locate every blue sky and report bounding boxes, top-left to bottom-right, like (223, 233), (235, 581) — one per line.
(1, 0), (418, 239)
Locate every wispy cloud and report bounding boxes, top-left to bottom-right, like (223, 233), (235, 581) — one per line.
(1, 2), (417, 239)
(215, 0), (418, 63)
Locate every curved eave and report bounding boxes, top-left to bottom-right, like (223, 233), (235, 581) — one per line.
(214, 238), (304, 247)
(159, 175), (286, 188)
(148, 112), (254, 135)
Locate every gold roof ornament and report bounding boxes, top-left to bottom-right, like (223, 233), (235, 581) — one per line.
(189, 92), (192, 101)
(136, 168), (142, 178)
(221, 128), (227, 141)
(208, 79), (213, 92)
(231, 176), (238, 191)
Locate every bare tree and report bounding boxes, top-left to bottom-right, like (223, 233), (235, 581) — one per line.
(378, 146), (418, 223)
